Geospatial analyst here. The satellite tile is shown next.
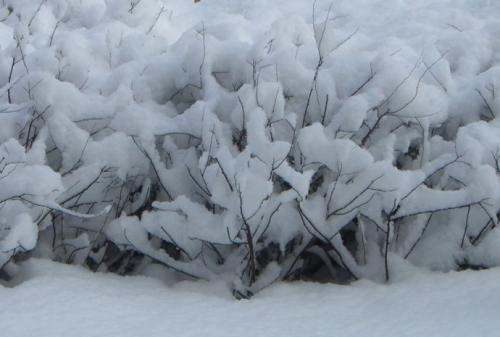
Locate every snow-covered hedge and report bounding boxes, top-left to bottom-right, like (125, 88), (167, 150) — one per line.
(0, 0), (499, 297)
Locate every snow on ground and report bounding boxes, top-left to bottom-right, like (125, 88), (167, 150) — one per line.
(1, 259), (500, 337)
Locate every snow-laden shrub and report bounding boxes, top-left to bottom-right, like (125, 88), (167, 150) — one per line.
(0, 0), (499, 296)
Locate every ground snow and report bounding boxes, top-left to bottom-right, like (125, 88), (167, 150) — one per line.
(1, 259), (499, 337)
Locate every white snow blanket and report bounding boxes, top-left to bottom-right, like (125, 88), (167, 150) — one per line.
(1, 259), (499, 337)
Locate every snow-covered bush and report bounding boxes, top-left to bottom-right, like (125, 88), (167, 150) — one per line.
(0, 0), (499, 297)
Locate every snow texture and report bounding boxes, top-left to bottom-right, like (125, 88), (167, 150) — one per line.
(1, 258), (499, 337)
(0, 0), (500, 296)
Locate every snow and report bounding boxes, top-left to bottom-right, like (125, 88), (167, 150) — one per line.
(1, 258), (499, 337)
(0, 0), (499, 333)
